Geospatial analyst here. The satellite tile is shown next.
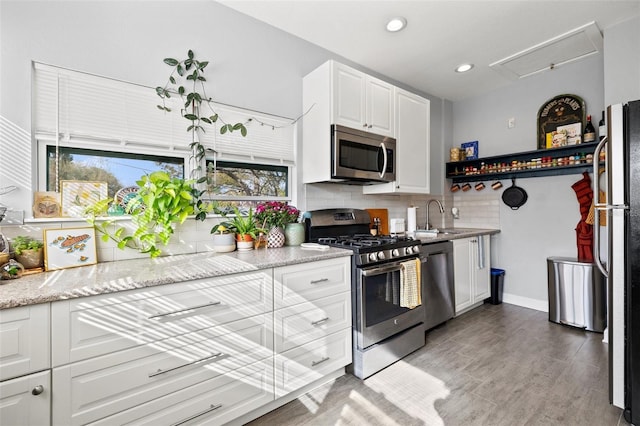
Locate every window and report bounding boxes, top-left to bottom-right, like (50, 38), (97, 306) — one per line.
(206, 160), (289, 199)
(33, 62), (297, 209)
(46, 146), (184, 197)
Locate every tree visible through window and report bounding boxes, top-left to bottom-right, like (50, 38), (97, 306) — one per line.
(46, 146), (184, 197)
(206, 160), (288, 199)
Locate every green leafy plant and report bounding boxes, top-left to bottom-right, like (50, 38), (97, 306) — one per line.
(12, 236), (44, 255)
(211, 206), (265, 240)
(156, 50), (248, 183)
(86, 171), (203, 258)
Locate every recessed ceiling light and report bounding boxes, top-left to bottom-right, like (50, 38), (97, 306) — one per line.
(455, 63), (474, 73)
(386, 17), (407, 32)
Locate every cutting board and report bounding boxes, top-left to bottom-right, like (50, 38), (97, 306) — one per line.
(365, 208), (389, 235)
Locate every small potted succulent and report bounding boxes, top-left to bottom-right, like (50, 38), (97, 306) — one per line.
(12, 236), (44, 269)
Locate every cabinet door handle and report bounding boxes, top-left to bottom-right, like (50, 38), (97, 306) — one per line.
(363, 123), (368, 128)
(311, 317), (329, 326)
(310, 278), (329, 284)
(148, 301), (221, 320)
(148, 352), (224, 378)
(311, 356), (330, 367)
(31, 385), (44, 396)
(170, 403), (223, 426)
(477, 235), (485, 270)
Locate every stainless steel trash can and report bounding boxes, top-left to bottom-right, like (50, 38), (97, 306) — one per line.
(547, 257), (606, 332)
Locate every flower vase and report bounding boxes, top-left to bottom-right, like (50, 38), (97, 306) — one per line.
(284, 223), (305, 246)
(267, 226), (285, 248)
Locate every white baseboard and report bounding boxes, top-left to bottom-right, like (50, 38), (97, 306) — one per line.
(502, 293), (548, 312)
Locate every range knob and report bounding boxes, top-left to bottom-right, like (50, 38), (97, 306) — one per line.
(413, 245), (421, 253)
(377, 251), (386, 260)
(406, 246), (414, 255)
(368, 252), (378, 262)
(391, 248), (400, 257)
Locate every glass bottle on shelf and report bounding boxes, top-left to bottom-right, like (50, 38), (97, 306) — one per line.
(584, 115), (596, 143)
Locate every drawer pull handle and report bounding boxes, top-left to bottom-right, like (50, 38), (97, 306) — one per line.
(310, 278), (329, 284)
(311, 356), (330, 367)
(148, 301), (221, 320)
(311, 317), (330, 326)
(170, 403), (223, 426)
(31, 385), (44, 396)
(148, 352), (224, 378)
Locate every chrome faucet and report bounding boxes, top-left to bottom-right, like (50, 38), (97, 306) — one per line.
(425, 199), (445, 230)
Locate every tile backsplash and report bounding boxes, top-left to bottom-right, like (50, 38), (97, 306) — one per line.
(452, 192), (500, 229)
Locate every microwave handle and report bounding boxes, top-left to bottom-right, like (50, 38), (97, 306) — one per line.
(379, 142), (388, 179)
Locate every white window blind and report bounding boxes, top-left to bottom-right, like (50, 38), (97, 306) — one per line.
(32, 62), (295, 163)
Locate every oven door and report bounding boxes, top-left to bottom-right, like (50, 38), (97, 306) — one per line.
(355, 260), (424, 349)
(332, 125), (396, 182)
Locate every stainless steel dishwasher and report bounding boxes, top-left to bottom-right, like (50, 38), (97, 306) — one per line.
(420, 241), (455, 331)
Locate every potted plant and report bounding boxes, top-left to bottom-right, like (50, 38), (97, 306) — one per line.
(210, 224), (236, 253)
(12, 236), (44, 269)
(211, 206), (264, 251)
(255, 201), (300, 248)
(85, 171), (204, 258)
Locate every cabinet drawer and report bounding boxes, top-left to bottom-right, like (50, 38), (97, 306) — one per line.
(0, 304), (50, 381)
(0, 370), (50, 426)
(88, 359), (274, 426)
(274, 257), (350, 308)
(52, 270), (272, 366)
(53, 315), (272, 426)
(275, 328), (352, 396)
(275, 292), (351, 353)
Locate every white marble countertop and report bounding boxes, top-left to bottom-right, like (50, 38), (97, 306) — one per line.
(0, 247), (353, 309)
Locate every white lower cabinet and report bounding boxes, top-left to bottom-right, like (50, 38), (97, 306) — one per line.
(41, 256), (353, 426)
(273, 257), (352, 396)
(88, 359), (274, 426)
(0, 370), (50, 426)
(454, 236), (491, 315)
(275, 328), (352, 396)
(0, 304), (50, 382)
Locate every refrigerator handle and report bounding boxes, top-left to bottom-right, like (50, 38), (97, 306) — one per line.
(592, 136), (609, 278)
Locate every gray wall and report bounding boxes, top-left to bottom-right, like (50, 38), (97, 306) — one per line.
(604, 15), (640, 105)
(451, 12), (640, 309)
(0, 0), (446, 216)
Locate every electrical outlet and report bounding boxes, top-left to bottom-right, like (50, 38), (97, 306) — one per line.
(1, 210), (24, 225)
(451, 207), (460, 219)
(508, 117), (516, 129)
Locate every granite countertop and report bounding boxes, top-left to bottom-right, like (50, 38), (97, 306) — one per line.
(0, 247), (353, 310)
(416, 227), (500, 244)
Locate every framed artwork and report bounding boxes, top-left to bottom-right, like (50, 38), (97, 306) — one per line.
(461, 141), (479, 160)
(33, 191), (61, 218)
(43, 227), (97, 271)
(537, 94), (586, 149)
(60, 180), (108, 218)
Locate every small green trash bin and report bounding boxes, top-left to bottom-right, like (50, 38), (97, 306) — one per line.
(488, 268), (505, 305)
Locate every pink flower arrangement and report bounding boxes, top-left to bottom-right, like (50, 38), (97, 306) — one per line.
(255, 201), (300, 229)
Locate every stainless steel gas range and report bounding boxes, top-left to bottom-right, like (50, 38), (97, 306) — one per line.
(306, 208), (425, 379)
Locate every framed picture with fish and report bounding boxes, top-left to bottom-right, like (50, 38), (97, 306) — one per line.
(43, 227), (97, 271)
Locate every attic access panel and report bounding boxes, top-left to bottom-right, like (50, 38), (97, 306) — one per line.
(490, 21), (603, 80)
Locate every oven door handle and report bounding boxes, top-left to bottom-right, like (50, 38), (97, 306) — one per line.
(362, 264), (403, 276)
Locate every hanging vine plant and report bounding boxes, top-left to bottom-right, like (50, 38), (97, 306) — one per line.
(155, 49), (249, 220)
(155, 50), (248, 179)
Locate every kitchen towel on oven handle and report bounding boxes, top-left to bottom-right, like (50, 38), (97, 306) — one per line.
(400, 258), (422, 309)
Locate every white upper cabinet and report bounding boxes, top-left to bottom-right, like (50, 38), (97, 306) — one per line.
(364, 88), (430, 194)
(332, 62), (395, 137)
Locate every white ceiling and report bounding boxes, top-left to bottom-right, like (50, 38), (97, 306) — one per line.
(218, 0), (640, 101)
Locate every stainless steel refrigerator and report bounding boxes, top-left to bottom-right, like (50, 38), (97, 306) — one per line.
(594, 99), (640, 424)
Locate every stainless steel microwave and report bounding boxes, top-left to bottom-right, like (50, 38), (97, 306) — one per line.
(331, 125), (396, 183)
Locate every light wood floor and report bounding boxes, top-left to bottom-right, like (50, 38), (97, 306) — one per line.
(248, 303), (628, 426)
